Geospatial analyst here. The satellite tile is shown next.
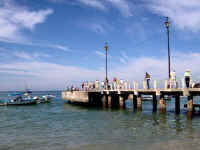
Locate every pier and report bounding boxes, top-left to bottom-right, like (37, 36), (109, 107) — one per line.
(62, 80), (200, 117)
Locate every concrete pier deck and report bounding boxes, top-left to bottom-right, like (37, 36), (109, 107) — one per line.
(62, 88), (200, 116)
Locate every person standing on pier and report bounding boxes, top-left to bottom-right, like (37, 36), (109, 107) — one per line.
(145, 72), (150, 89)
(113, 77), (117, 90)
(170, 70), (176, 88)
(184, 69), (191, 88)
(81, 82), (84, 90)
(95, 80), (99, 90)
(101, 81), (104, 90)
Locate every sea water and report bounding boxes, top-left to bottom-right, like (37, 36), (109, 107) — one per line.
(0, 91), (200, 150)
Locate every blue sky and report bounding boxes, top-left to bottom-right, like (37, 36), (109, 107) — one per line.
(1, 0), (200, 90)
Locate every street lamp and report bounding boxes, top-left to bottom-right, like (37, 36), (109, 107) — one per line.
(165, 17), (171, 79)
(104, 42), (109, 90)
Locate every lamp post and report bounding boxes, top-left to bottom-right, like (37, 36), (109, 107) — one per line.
(165, 17), (171, 79)
(104, 42), (108, 90)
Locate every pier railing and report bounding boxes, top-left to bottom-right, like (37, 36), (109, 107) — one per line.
(65, 77), (199, 92)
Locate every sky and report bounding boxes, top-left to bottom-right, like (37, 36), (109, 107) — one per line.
(1, 0), (200, 91)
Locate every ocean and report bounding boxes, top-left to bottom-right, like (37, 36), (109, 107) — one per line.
(0, 91), (200, 150)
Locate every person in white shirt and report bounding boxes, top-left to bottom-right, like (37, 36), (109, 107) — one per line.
(170, 70), (176, 88)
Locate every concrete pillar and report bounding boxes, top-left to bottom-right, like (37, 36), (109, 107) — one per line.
(187, 96), (193, 112)
(152, 94), (157, 112)
(175, 95), (180, 114)
(133, 95), (137, 110)
(137, 95), (142, 111)
(119, 95), (125, 109)
(187, 96), (193, 119)
(102, 95), (108, 108)
(114, 95), (119, 108)
(108, 95), (112, 108)
(159, 95), (166, 113)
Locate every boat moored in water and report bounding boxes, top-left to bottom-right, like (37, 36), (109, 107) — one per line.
(1, 91), (37, 106)
(33, 95), (55, 104)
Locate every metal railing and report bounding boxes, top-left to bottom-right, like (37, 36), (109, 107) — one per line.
(64, 77), (200, 92)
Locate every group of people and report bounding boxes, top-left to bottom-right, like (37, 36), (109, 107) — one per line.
(66, 86), (80, 91)
(80, 79), (131, 91)
(68, 69), (192, 91)
(81, 80), (100, 91)
(145, 69), (192, 89)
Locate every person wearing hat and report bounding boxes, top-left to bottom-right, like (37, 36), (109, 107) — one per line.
(184, 69), (191, 88)
(145, 72), (151, 89)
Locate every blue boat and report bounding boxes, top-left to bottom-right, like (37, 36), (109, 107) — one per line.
(4, 91), (37, 106)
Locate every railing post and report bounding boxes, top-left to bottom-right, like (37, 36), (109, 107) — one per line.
(128, 82), (131, 90)
(134, 81), (138, 90)
(182, 78), (185, 89)
(169, 79), (172, 89)
(143, 80), (147, 90)
(154, 80), (157, 90)
(164, 79), (168, 89)
(190, 78), (193, 88)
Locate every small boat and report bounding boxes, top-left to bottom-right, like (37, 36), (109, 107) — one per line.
(34, 95), (55, 104)
(5, 91), (37, 106)
(142, 95), (153, 101)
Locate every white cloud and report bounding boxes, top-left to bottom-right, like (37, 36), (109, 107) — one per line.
(0, 38), (71, 53)
(113, 51), (200, 86)
(0, 0), (53, 42)
(78, 0), (105, 10)
(106, 0), (132, 17)
(95, 50), (105, 58)
(13, 51), (50, 60)
(0, 61), (104, 90)
(51, 45), (71, 52)
(50, 0), (132, 17)
(81, 20), (113, 34)
(90, 23), (106, 34)
(119, 58), (127, 64)
(119, 51), (129, 64)
(149, 0), (200, 32)
(1, 51), (200, 90)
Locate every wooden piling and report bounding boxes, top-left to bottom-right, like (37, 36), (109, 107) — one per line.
(159, 95), (166, 113)
(133, 94), (137, 110)
(108, 95), (112, 108)
(187, 96), (193, 112)
(102, 95), (108, 108)
(175, 95), (180, 114)
(119, 95), (125, 109)
(152, 94), (157, 112)
(187, 96), (193, 119)
(137, 95), (142, 111)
